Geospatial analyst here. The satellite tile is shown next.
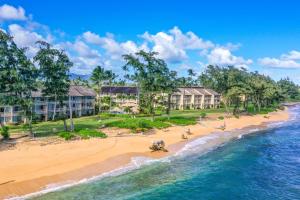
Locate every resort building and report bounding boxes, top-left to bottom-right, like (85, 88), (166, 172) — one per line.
(100, 86), (139, 112)
(99, 86), (220, 111)
(0, 85), (96, 124)
(171, 87), (221, 110)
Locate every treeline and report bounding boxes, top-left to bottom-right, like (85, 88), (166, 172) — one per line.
(1, 29), (299, 138)
(199, 65), (300, 114)
(0, 31), (74, 136)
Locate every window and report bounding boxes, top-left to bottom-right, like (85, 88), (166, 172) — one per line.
(13, 106), (21, 112)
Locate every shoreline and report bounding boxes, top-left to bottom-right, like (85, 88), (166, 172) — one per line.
(0, 109), (290, 199)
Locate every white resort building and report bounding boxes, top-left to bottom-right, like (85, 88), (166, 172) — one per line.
(0, 86), (96, 124)
(171, 87), (221, 110)
(100, 86), (220, 111)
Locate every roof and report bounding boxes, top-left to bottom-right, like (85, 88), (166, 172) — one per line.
(173, 87), (219, 96)
(101, 86), (138, 95)
(31, 85), (96, 97)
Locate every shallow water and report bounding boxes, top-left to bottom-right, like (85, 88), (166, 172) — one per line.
(29, 106), (300, 200)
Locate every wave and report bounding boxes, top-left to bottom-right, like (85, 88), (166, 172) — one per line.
(8, 117), (292, 200)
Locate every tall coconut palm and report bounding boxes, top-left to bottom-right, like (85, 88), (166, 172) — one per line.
(105, 70), (118, 113)
(90, 66), (108, 113)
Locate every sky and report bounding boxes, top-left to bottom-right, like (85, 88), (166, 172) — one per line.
(0, 0), (300, 83)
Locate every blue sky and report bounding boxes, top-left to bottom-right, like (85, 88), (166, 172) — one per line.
(1, 0), (300, 83)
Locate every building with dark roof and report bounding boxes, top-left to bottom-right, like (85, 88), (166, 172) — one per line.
(99, 86), (220, 112)
(0, 85), (96, 124)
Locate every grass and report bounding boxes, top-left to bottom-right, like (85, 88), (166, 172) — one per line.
(218, 116), (224, 120)
(58, 131), (75, 140)
(104, 118), (170, 132)
(58, 129), (107, 140)
(157, 116), (197, 126)
(6, 106), (261, 138)
(77, 129), (107, 139)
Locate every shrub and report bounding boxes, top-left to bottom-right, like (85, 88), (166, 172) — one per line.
(58, 131), (75, 140)
(77, 129), (107, 139)
(104, 118), (169, 131)
(218, 116), (224, 120)
(200, 112), (207, 118)
(0, 126), (10, 140)
(158, 116), (197, 126)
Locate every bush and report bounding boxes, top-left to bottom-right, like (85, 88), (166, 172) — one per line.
(218, 116), (224, 120)
(200, 112), (207, 118)
(0, 126), (10, 140)
(104, 118), (169, 131)
(158, 116), (197, 126)
(234, 114), (240, 119)
(58, 131), (75, 140)
(77, 129), (107, 139)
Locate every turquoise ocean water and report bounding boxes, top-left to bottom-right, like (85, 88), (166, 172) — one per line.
(20, 105), (300, 200)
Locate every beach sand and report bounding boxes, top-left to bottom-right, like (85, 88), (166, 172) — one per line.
(0, 109), (289, 199)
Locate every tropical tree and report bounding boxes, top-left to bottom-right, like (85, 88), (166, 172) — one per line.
(0, 30), (38, 136)
(34, 41), (73, 131)
(72, 76), (90, 87)
(161, 70), (178, 119)
(199, 65), (287, 114)
(90, 66), (108, 113)
(123, 50), (171, 121)
(105, 70), (118, 112)
(277, 78), (300, 100)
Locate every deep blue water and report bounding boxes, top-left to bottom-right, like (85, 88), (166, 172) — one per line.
(30, 106), (300, 200)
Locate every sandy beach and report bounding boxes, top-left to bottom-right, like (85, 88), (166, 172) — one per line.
(0, 109), (290, 199)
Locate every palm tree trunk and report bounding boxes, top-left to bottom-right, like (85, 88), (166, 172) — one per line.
(167, 93), (171, 120)
(63, 105), (68, 131)
(52, 95), (57, 120)
(98, 84), (101, 114)
(109, 81), (112, 113)
(69, 96), (74, 132)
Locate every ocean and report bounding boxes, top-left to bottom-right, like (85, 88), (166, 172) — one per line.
(25, 105), (300, 200)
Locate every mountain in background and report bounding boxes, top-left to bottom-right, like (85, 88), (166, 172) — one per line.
(69, 73), (91, 80)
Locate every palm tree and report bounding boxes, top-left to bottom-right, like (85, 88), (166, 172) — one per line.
(90, 66), (107, 113)
(105, 70), (118, 113)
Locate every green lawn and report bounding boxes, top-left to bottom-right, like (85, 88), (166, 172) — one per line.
(6, 108), (230, 138)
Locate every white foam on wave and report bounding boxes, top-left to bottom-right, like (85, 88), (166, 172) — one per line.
(8, 119), (289, 200)
(7, 156), (171, 200)
(6, 163), (138, 200)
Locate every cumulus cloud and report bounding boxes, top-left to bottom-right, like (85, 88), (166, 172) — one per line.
(0, 4), (27, 21)
(8, 24), (47, 58)
(83, 31), (148, 59)
(258, 50), (300, 69)
(60, 40), (103, 74)
(207, 47), (253, 69)
(141, 26), (214, 63)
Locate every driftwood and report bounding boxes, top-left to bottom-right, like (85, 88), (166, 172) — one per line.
(186, 128), (192, 135)
(149, 140), (168, 152)
(182, 134), (188, 140)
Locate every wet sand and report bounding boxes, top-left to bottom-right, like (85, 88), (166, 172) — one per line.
(0, 110), (289, 199)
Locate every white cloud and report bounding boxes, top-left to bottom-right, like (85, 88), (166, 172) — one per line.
(281, 50), (300, 60)
(207, 47), (253, 69)
(8, 24), (46, 58)
(258, 50), (300, 69)
(60, 40), (103, 74)
(259, 58), (300, 69)
(83, 31), (148, 59)
(141, 26), (214, 63)
(0, 4), (27, 21)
